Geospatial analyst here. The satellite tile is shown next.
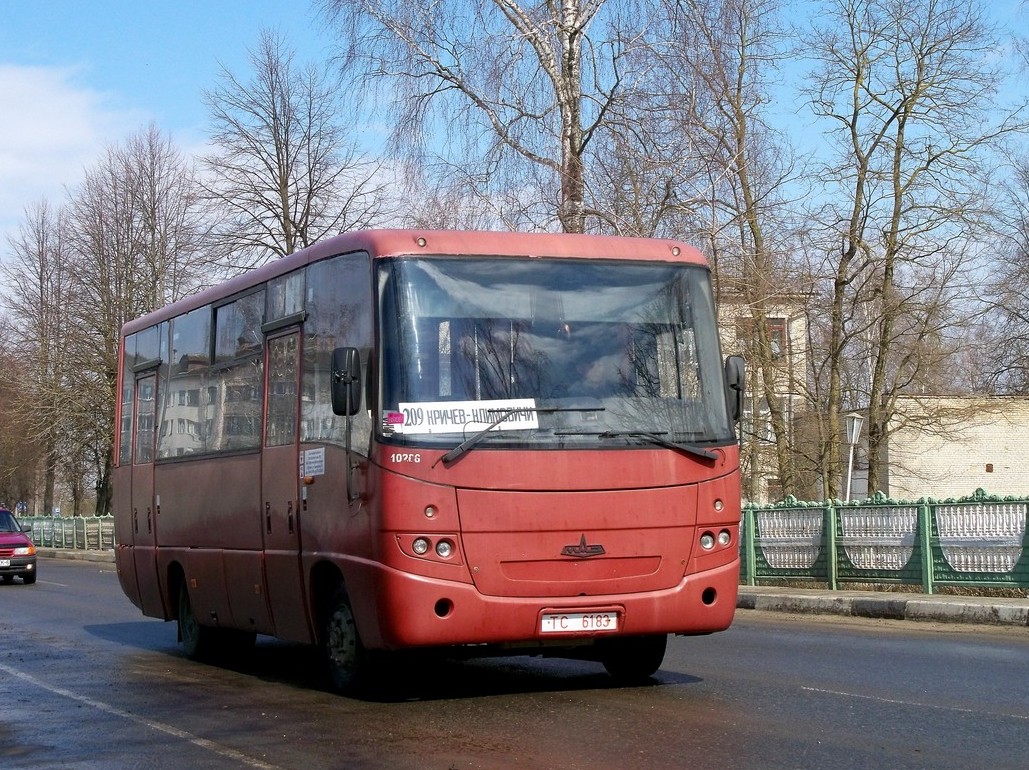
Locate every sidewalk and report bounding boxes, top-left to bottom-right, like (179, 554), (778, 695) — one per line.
(39, 550), (1029, 628)
(738, 584), (1029, 627)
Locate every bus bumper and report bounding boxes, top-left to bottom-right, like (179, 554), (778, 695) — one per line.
(353, 558), (739, 650)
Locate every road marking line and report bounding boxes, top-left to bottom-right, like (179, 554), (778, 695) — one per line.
(802, 686), (1029, 721)
(0, 662), (283, 769)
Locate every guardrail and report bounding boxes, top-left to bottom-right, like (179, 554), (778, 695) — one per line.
(23, 515), (116, 551)
(741, 489), (1029, 593)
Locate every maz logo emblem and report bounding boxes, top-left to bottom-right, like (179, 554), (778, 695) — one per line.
(561, 534), (606, 558)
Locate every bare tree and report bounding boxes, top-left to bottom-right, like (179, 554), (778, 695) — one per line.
(0, 127), (210, 515)
(645, 0), (801, 501)
(126, 126), (213, 302)
(0, 319), (39, 509)
(1, 200), (70, 515)
(399, 170), (521, 230)
(318, 0), (649, 234)
(65, 126), (211, 513)
(804, 0), (1020, 496)
(984, 153), (1029, 392)
(202, 28), (384, 264)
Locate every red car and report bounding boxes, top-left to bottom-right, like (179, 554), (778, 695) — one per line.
(0, 507), (37, 584)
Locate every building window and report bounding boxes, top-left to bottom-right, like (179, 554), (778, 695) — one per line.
(735, 316), (788, 361)
(768, 318), (786, 360)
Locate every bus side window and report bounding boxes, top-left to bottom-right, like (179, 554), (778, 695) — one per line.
(161, 307), (212, 458)
(201, 293), (266, 454)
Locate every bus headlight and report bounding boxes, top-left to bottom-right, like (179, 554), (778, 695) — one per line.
(718, 530), (732, 547)
(700, 532), (715, 550)
(412, 537), (430, 555)
(435, 539), (454, 559)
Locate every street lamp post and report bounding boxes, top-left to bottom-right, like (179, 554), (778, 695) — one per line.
(845, 412), (864, 502)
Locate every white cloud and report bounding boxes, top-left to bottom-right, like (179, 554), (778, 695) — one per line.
(0, 63), (149, 246)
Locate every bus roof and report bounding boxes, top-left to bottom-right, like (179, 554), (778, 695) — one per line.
(121, 229), (709, 337)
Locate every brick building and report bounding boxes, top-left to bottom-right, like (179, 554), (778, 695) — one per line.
(875, 396), (1029, 500)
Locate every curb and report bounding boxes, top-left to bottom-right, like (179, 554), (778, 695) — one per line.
(738, 587), (1029, 627)
(37, 548), (116, 564)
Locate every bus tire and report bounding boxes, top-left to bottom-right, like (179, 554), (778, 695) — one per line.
(600, 634), (667, 682)
(178, 582), (217, 660)
(323, 587), (368, 693)
(176, 583), (256, 661)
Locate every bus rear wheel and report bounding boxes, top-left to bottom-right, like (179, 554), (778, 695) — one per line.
(600, 634), (667, 682)
(178, 583), (217, 659)
(323, 588), (368, 693)
(177, 583), (254, 661)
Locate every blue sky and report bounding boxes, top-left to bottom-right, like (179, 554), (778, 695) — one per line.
(0, 1), (333, 243)
(1, 1), (1027, 252)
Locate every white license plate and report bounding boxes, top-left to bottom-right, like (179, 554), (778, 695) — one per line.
(0, 559), (10, 567)
(540, 612), (618, 634)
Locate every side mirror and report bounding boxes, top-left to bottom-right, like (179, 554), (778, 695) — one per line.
(724, 355), (745, 423)
(331, 347), (363, 416)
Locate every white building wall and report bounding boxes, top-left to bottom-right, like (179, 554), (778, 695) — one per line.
(717, 295), (810, 503)
(886, 397), (1029, 500)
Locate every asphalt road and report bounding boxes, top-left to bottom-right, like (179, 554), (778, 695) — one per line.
(2, 558), (1028, 769)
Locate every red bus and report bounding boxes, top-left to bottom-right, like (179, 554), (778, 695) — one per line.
(113, 229), (744, 691)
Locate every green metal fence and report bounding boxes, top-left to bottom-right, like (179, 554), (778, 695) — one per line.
(23, 515), (116, 551)
(741, 489), (1029, 593)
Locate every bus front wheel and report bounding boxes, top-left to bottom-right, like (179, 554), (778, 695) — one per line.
(599, 634), (667, 682)
(323, 588), (368, 693)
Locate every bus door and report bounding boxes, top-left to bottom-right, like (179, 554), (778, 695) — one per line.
(130, 371), (165, 617)
(262, 331), (311, 642)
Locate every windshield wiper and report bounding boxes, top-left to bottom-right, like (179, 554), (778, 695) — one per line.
(434, 406), (605, 467)
(595, 430), (718, 462)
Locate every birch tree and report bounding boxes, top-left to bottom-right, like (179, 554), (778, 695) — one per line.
(318, 0), (644, 233)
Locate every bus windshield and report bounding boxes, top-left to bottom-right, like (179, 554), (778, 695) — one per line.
(378, 256), (733, 449)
